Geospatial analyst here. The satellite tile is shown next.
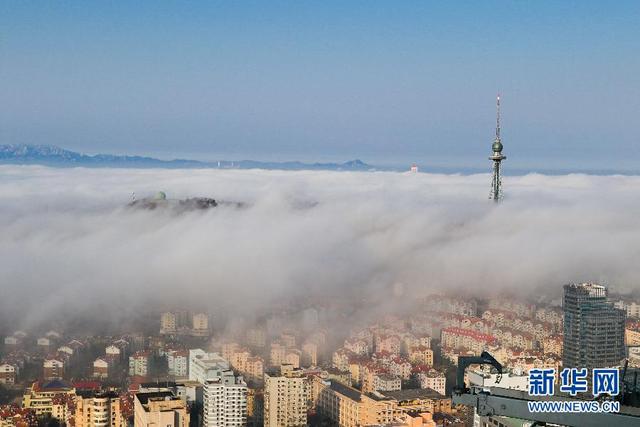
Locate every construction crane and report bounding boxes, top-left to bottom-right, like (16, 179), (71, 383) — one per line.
(452, 351), (640, 427)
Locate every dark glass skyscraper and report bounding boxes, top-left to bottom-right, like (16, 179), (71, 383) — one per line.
(563, 283), (626, 369)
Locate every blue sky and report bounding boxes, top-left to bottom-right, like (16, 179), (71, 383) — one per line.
(1, 1), (639, 169)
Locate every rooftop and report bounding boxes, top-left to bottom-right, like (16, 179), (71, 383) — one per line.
(135, 391), (175, 405)
(381, 388), (445, 401)
(329, 380), (362, 402)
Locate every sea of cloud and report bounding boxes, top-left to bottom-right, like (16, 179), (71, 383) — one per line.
(1, 165), (639, 330)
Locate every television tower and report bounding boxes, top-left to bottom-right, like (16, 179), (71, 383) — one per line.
(489, 94), (506, 201)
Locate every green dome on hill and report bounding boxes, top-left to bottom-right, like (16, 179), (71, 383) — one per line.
(155, 191), (167, 200)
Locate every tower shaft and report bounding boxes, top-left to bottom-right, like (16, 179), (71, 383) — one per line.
(489, 94), (506, 201)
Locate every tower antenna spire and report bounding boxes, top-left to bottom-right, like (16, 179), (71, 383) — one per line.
(489, 94), (506, 202)
(496, 93), (501, 141)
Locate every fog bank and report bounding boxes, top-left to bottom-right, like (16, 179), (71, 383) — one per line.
(1, 166), (639, 330)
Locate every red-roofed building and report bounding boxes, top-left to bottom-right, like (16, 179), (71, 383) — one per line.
(388, 358), (412, 380)
(0, 404), (38, 427)
(407, 346), (434, 367)
(417, 369), (447, 395)
(375, 335), (401, 355)
(441, 327), (497, 354)
(73, 381), (101, 391)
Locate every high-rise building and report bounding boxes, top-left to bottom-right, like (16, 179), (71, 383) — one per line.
(191, 313), (209, 336)
(563, 283), (626, 369)
(264, 364), (309, 427)
(188, 349), (248, 427)
(203, 375), (247, 427)
(160, 312), (177, 334)
(133, 390), (189, 427)
(161, 311), (210, 337)
(75, 391), (124, 427)
(489, 94), (506, 202)
(189, 350), (231, 384)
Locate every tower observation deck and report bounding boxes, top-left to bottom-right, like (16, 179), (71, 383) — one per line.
(489, 94), (506, 201)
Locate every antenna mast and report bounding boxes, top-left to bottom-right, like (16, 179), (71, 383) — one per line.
(489, 94), (506, 202)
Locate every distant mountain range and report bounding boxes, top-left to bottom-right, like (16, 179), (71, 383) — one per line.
(0, 144), (378, 171)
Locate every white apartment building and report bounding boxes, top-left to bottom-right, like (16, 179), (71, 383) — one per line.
(372, 374), (401, 392)
(417, 370), (447, 395)
(189, 350), (231, 384)
(167, 350), (189, 378)
(106, 345), (121, 357)
(189, 349), (247, 427)
(0, 363), (16, 384)
(203, 375), (248, 427)
(129, 352), (150, 377)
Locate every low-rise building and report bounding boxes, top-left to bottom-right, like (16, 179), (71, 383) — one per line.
(626, 320), (640, 346)
(22, 380), (75, 418)
(0, 364), (16, 385)
(416, 369), (446, 396)
(441, 327), (497, 354)
(344, 338), (369, 356)
(129, 352), (150, 377)
(93, 358), (109, 379)
(389, 358), (412, 380)
(407, 346), (434, 367)
(106, 345), (122, 362)
(3, 337), (18, 348)
(379, 388), (452, 415)
(375, 335), (401, 355)
(0, 404), (38, 427)
(167, 350), (189, 378)
(312, 377), (399, 427)
(542, 334), (563, 356)
(372, 374), (401, 392)
(43, 358), (64, 380)
(37, 338), (51, 352)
